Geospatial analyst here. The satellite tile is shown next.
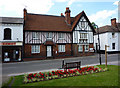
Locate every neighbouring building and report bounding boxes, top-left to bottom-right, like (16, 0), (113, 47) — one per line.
(0, 17), (23, 62)
(23, 7), (95, 60)
(94, 18), (120, 53)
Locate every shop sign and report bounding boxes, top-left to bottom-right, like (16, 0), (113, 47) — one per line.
(2, 42), (16, 45)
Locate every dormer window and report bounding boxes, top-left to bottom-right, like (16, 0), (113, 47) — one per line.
(46, 32), (52, 39)
(58, 33), (64, 39)
(32, 32), (39, 39)
(4, 28), (11, 40)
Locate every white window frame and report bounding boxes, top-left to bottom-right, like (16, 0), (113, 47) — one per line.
(46, 32), (52, 39)
(85, 45), (89, 52)
(31, 45), (40, 53)
(78, 45), (83, 52)
(80, 33), (88, 39)
(58, 33), (64, 39)
(58, 45), (65, 52)
(79, 33), (88, 43)
(32, 32), (39, 39)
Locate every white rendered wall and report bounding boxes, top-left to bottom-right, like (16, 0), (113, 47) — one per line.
(107, 32), (118, 51)
(118, 33), (120, 51)
(94, 33), (108, 50)
(0, 24), (23, 42)
(94, 32), (120, 52)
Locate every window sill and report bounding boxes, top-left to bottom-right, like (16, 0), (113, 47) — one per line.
(33, 38), (39, 40)
(78, 51), (83, 52)
(59, 38), (64, 40)
(58, 51), (65, 53)
(46, 38), (52, 40)
(85, 50), (89, 52)
(3, 39), (11, 40)
(31, 52), (40, 54)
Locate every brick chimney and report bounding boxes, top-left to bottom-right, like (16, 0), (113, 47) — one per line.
(61, 13), (64, 17)
(65, 7), (71, 25)
(23, 8), (27, 21)
(111, 18), (117, 28)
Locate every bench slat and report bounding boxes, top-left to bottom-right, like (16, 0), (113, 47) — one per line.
(63, 61), (81, 70)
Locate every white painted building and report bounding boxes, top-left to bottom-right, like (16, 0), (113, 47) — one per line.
(94, 18), (120, 53)
(0, 17), (23, 62)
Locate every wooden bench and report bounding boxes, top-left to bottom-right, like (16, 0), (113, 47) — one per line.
(62, 61), (81, 70)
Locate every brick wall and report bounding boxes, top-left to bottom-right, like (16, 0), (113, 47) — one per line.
(23, 44), (72, 60)
(72, 44), (94, 56)
(24, 44), (46, 58)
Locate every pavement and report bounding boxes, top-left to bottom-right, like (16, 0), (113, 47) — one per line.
(1, 53), (120, 87)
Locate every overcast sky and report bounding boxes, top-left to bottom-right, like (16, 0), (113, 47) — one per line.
(0, 0), (119, 27)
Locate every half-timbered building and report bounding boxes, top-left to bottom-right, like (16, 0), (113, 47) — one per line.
(72, 11), (95, 56)
(23, 7), (95, 60)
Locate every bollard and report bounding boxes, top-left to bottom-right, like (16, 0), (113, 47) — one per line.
(62, 59), (64, 68)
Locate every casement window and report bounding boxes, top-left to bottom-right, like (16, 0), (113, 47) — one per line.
(112, 43), (115, 49)
(80, 33), (88, 39)
(85, 45), (89, 51)
(79, 33), (88, 43)
(31, 45), (40, 53)
(112, 33), (115, 38)
(4, 28), (11, 40)
(78, 45), (83, 52)
(58, 45), (65, 52)
(32, 32), (39, 39)
(58, 33), (64, 39)
(46, 32), (52, 39)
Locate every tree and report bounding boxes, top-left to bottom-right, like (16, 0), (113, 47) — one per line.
(91, 22), (97, 29)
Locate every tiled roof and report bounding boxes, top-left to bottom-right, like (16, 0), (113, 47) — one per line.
(0, 17), (23, 24)
(95, 23), (120, 34)
(24, 11), (94, 32)
(24, 13), (72, 32)
(71, 11), (83, 30)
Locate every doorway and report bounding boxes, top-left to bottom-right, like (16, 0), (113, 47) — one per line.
(47, 46), (52, 57)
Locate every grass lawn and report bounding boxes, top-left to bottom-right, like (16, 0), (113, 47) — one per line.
(2, 65), (119, 87)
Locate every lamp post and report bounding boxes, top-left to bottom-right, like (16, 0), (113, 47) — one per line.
(94, 24), (102, 65)
(105, 45), (109, 68)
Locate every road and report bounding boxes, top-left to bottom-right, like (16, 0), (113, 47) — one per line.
(2, 53), (119, 76)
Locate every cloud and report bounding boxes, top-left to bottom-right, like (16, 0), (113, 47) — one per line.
(0, 0), (54, 17)
(113, 1), (119, 6)
(67, 0), (75, 6)
(54, 0), (68, 2)
(88, 8), (117, 27)
(54, 0), (75, 6)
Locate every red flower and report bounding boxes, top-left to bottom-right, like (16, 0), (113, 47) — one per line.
(49, 73), (51, 76)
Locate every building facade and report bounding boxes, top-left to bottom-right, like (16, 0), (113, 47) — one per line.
(72, 12), (95, 56)
(94, 18), (120, 53)
(23, 7), (95, 60)
(0, 17), (23, 62)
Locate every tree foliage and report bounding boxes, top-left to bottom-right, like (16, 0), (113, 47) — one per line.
(91, 22), (98, 29)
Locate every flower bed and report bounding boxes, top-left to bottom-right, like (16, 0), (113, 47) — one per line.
(23, 66), (108, 84)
